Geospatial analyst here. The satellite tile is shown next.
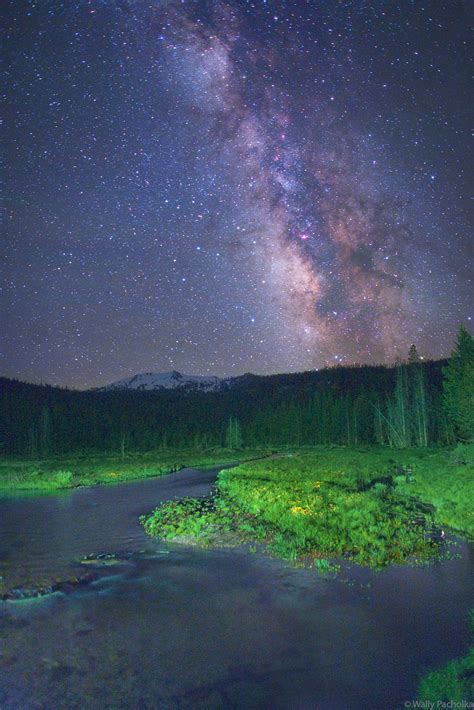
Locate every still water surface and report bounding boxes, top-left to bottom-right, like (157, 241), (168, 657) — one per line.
(1, 467), (473, 709)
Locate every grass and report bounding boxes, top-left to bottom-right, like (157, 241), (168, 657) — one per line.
(417, 612), (474, 703)
(0, 448), (270, 494)
(395, 442), (474, 538)
(417, 648), (474, 703)
(140, 494), (274, 548)
(142, 446), (473, 568)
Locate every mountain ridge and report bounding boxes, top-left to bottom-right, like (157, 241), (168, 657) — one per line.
(96, 370), (229, 392)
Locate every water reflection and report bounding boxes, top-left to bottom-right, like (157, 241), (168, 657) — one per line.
(1, 468), (473, 709)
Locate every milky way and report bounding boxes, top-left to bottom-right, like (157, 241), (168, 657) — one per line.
(3, 1), (472, 387)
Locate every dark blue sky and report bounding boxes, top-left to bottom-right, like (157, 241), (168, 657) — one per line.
(3, 0), (472, 388)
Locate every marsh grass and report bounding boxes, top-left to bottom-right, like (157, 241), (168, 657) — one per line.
(0, 448), (269, 493)
(417, 650), (474, 703)
(417, 612), (474, 703)
(142, 446), (473, 568)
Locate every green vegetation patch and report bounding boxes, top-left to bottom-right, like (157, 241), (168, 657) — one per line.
(142, 446), (473, 567)
(395, 446), (474, 538)
(140, 495), (273, 548)
(0, 449), (269, 494)
(417, 648), (474, 703)
(417, 612), (474, 703)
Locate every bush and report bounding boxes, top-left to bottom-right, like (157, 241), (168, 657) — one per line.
(451, 442), (474, 466)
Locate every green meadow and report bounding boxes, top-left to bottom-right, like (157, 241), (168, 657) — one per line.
(142, 444), (474, 568)
(0, 448), (269, 494)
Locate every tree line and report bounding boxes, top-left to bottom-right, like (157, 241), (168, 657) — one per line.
(1, 327), (472, 456)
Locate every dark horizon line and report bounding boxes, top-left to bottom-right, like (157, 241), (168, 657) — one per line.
(1, 354), (449, 393)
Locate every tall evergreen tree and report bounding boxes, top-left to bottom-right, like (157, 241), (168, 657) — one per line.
(408, 344), (420, 364)
(443, 326), (474, 441)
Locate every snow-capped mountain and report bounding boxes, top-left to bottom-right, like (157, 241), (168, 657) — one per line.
(97, 371), (225, 392)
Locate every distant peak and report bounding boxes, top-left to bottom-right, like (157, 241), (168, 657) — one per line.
(97, 370), (227, 392)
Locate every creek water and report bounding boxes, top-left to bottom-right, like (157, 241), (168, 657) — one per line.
(0, 466), (473, 709)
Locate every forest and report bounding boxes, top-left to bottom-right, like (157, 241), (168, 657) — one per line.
(1, 330), (472, 458)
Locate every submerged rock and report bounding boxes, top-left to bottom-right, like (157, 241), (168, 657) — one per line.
(79, 551), (135, 567)
(1, 572), (98, 601)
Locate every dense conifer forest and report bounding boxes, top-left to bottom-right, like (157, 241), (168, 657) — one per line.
(0, 357), (457, 456)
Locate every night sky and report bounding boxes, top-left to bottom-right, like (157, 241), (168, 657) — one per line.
(3, 1), (472, 388)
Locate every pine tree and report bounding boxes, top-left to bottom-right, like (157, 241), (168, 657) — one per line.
(41, 405), (51, 456)
(443, 326), (474, 441)
(408, 344), (419, 364)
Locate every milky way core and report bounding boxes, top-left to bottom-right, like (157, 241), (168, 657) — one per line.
(3, 1), (472, 386)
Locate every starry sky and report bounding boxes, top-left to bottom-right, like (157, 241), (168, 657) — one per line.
(3, 1), (472, 388)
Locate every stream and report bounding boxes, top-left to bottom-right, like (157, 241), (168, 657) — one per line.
(1, 466), (473, 709)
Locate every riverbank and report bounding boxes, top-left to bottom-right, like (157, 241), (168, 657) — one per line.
(0, 448), (271, 493)
(1, 451), (472, 707)
(142, 445), (474, 568)
(417, 609), (473, 703)
(418, 641), (474, 703)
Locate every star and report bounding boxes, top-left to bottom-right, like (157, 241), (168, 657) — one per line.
(2, 0), (470, 387)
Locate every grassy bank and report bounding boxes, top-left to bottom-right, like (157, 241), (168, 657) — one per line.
(417, 612), (474, 703)
(142, 446), (473, 567)
(0, 448), (270, 493)
(418, 647), (474, 703)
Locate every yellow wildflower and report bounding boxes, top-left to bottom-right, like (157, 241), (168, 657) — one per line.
(290, 505), (311, 515)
